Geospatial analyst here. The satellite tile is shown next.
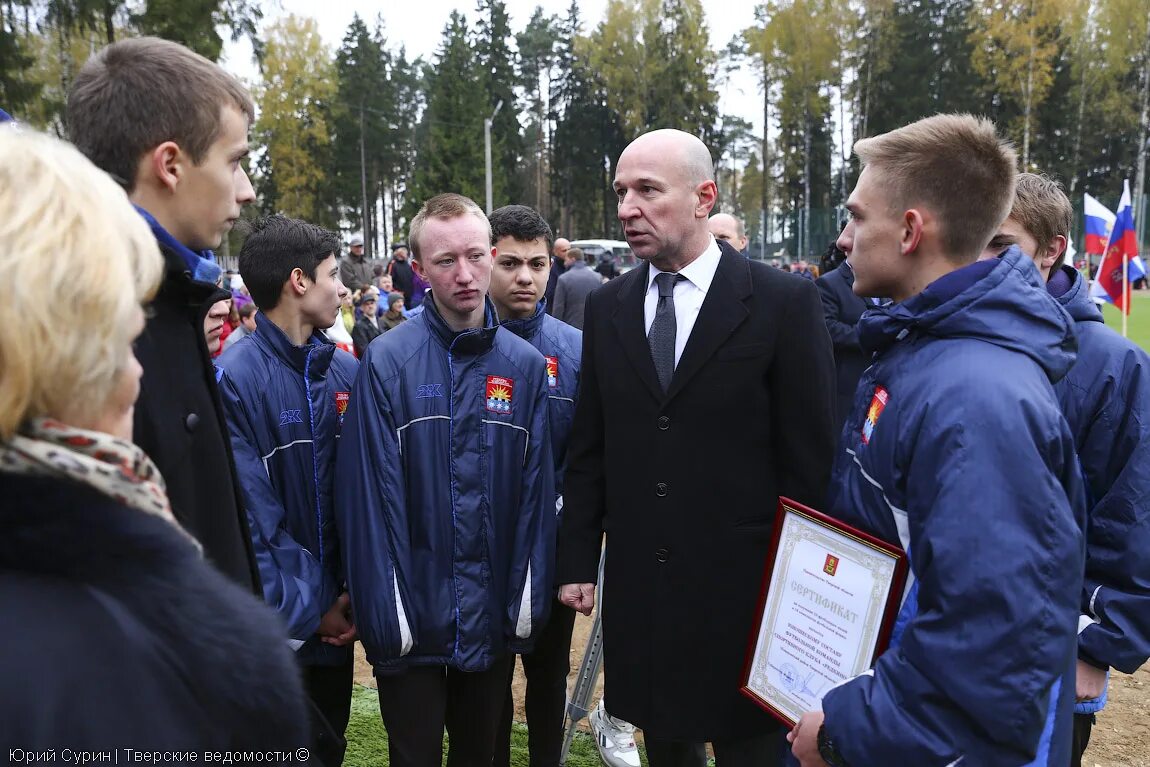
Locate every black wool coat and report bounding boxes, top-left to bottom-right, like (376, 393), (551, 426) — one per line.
(133, 246), (261, 593)
(558, 241), (837, 740)
(0, 472), (309, 748)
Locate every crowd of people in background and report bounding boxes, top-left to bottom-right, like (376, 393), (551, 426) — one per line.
(2, 31), (1149, 767)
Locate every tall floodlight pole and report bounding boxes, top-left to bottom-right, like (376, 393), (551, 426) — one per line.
(485, 100), (504, 214)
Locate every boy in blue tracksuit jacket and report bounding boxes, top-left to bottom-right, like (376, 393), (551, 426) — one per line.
(981, 173), (1150, 767)
(788, 116), (1085, 767)
(334, 194), (555, 767)
(486, 205), (583, 767)
(216, 215), (358, 758)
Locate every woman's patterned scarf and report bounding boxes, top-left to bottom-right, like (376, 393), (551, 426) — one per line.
(0, 417), (198, 547)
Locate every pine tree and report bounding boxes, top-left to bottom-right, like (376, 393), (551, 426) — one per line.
(517, 6), (558, 215)
(330, 14), (393, 252)
(390, 46), (425, 237)
(552, 0), (626, 237)
(133, 0), (262, 62)
(0, 3), (40, 115)
(475, 0), (524, 206)
(643, 0), (719, 142)
(864, 0), (985, 137)
(407, 11), (487, 219)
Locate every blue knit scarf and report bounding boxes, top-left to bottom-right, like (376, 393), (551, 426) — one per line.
(134, 206), (223, 286)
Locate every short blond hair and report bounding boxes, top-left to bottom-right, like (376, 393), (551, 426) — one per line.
(1010, 172), (1073, 272)
(408, 193), (490, 261)
(0, 128), (164, 440)
(854, 114), (1018, 262)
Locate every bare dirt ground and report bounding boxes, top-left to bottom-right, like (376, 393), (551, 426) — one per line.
(1089, 667), (1150, 767)
(354, 612), (1149, 764)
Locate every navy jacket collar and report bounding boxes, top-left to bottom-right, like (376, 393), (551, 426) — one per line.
(421, 294), (501, 355)
(1049, 264), (1104, 324)
(253, 313), (335, 377)
(500, 302), (545, 343)
(859, 246), (1077, 383)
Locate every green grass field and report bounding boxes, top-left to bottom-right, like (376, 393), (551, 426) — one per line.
(344, 685), (628, 767)
(1101, 290), (1150, 352)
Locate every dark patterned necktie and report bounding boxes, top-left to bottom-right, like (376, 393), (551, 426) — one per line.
(648, 272), (683, 392)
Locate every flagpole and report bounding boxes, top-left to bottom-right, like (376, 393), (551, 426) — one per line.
(1123, 251), (1130, 338)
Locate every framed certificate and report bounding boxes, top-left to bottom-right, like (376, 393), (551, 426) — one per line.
(740, 496), (908, 728)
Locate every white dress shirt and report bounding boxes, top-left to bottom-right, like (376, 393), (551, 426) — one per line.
(643, 236), (723, 367)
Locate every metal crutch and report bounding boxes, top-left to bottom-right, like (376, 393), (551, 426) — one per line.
(559, 548), (607, 765)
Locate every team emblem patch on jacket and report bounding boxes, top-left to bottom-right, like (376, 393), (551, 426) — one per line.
(335, 391), (350, 425)
(486, 375), (514, 414)
(861, 385), (889, 445)
(545, 356), (558, 389)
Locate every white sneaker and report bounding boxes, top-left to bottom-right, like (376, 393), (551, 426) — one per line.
(589, 699), (641, 767)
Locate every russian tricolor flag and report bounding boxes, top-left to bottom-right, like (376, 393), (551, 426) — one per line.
(1084, 193), (1116, 255)
(1091, 180), (1146, 314)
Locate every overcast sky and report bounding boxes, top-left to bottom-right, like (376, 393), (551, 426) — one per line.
(220, 0), (765, 140)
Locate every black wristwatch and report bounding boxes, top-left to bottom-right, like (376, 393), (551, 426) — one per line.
(817, 724), (849, 767)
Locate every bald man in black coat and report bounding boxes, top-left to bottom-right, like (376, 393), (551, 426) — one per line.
(557, 129), (836, 767)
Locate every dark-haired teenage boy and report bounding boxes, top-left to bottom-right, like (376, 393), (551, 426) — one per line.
(217, 214), (358, 762)
(487, 204), (582, 767)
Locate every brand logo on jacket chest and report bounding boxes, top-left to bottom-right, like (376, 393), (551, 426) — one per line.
(417, 383), (445, 399)
(279, 409), (304, 426)
(545, 356), (558, 389)
(335, 391), (350, 426)
(486, 375), (514, 415)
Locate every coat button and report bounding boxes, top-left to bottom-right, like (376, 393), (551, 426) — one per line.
(655, 548), (669, 563)
(655, 482), (668, 497)
(657, 415), (670, 430)
(184, 413), (200, 432)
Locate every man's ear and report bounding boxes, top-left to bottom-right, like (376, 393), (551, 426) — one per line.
(148, 141), (185, 193)
(1042, 235), (1067, 271)
(695, 180), (718, 218)
(900, 209), (925, 256)
(287, 267), (309, 297)
(411, 258), (424, 278)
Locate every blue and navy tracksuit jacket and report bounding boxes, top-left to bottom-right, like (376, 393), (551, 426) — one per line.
(1048, 265), (1150, 715)
(821, 248), (1086, 766)
(334, 296), (555, 674)
(216, 317), (358, 666)
(501, 302), (582, 507)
